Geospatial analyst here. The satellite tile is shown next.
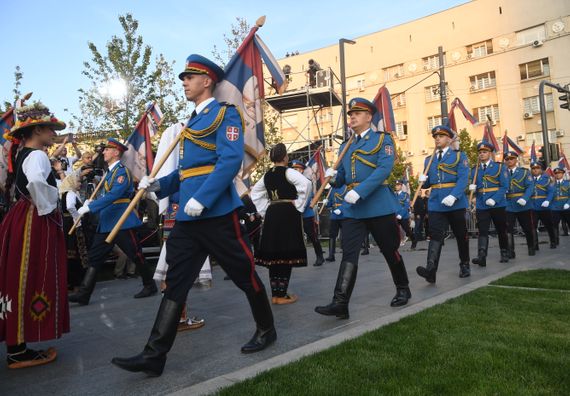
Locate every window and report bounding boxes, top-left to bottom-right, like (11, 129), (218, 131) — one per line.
(469, 71), (496, 90)
(523, 94), (554, 114)
(425, 83), (448, 102)
(427, 115), (442, 132)
(473, 104), (500, 123)
(526, 130), (557, 146)
(383, 64), (404, 80)
(467, 39), (493, 58)
(422, 54), (445, 70)
(519, 58), (550, 80)
(356, 78), (366, 91)
(393, 92), (406, 108)
(396, 121), (408, 139)
(516, 25), (546, 45)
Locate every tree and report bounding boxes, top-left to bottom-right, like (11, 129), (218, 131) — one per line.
(2, 65), (24, 112)
(388, 146), (417, 193)
(458, 128), (479, 167)
(75, 13), (188, 138)
(212, 17), (251, 68)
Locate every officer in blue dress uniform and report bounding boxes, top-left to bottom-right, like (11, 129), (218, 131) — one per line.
(291, 160), (325, 266)
(468, 141), (510, 265)
(394, 180), (414, 245)
(69, 138), (157, 305)
(551, 166), (570, 246)
(315, 98), (411, 319)
(530, 162), (556, 249)
(416, 125), (470, 283)
(324, 185), (347, 262)
(504, 151), (535, 257)
(111, 55), (275, 377)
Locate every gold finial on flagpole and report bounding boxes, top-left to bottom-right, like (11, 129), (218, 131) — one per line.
(256, 16), (266, 27)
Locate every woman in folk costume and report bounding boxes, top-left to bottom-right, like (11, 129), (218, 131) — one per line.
(251, 143), (311, 304)
(0, 102), (70, 369)
(59, 173), (89, 291)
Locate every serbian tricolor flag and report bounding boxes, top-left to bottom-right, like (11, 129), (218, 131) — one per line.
(483, 121), (499, 151)
(447, 97), (478, 132)
(214, 17), (286, 178)
(304, 146), (326, 189)
(530, 141), (537, 163)
(122, 103), (162, 182)
(0, 108), (15, 190)
(559, 151), (570, 171)
(371, 85), (395, 133)
(505, 135), (524, 155)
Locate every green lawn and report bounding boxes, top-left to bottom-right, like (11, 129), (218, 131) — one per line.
(219, 270), (570, 396)
(491, 269), (570, 291)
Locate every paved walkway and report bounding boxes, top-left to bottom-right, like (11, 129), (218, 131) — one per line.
(1, 235), (568, 395)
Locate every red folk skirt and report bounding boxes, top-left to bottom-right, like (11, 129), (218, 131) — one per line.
(0, 198), (70, 345)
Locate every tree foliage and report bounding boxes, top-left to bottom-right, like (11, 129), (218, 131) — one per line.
(212, 17), (251, 68)
(75, 13), (188, 138)
(2, 65), (23, 112)
(458, 128), (479, 167)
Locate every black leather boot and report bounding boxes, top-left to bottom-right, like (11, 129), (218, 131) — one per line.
(459, 261), (470, 278)
(111, 298), (184, 376)
(241, 289), (276, 353)
(554, 228), (560, 247)
(416, 240), (442, 284)
(387, 257), (410, 307)
(533, 228), (540, 251)
(472, 236), (488, 267)
(500, 249), (509, 263)
(68, 267), (98, 306)
(390, 287), (411, 307)
(507, 233), (516, 259)
(528, 246), (536, 256)
(134, 282), (158, 299)
(313, 254), (325, 267)
(134, 258), (159, 298)
(325, 239), (336, 262)
(315, 261), (357, 319)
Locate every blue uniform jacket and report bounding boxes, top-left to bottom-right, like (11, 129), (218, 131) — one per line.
(505, 167), (533, 212)
(334, 130), (398, 219)
(423, 149), (469, 212)
(532, 174), (554, 211)
(157, 99), (243, 221)
(89, 163), (141, 232)
(551, 180), (570, 211)
(326, 185), (347, 220)
(303, 190), (316, 218)
(394, 190), (410, 219)
(471, 161), (509, 210)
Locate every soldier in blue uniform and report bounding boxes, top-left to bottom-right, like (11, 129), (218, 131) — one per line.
(468, 141), (510, 265)
(315, 98), (411, 319)
(394, 180), (414, 246)
(551, 166), (570, 246)
(69, 138), (157, 305)
(324, 185), (347, 262)
(504, 151), (535, 257)
(530, 162), (556, 249)
(416, 125), (470, 283)
(291, 160), (325, 266)
(111, 55), (275, 377)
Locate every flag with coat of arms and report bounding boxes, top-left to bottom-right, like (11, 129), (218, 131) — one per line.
(303, 146), (327, 191)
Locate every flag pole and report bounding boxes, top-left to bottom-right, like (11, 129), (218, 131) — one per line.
(310, 134), (355, 208)
(411, 148), (436, 208)
(68, 172), (107, 235)
(318, 188), (333, 215)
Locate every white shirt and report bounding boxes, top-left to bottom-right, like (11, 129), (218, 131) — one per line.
(250, 168), (312, 217)
(65, 190), (82, 223)
(22, 150), (59, 216)
(107, 160), (120, 172)
(436, 146), (450, 158)
(195, 97), (215, 115)
(481, 160), (492, 169)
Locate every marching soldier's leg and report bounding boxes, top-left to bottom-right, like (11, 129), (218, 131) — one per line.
(552, 211), (561, 247)
(472, 210), (491, 267)
(517, 211), (535, 256)
(115, 229), (158, 298)
(315, 218), (365, 319)
(326, 220), (339, 262)
(69, 232), (115, 305)
(304, 217), (325, 266)
(368, 215), (410, 307)
(506, 211), (517, 259)
(448, 209), (470, 278)
(492, 208), (509, 263)
(531, 211), (540, 251)
(540, 211), (557, 249)
(417, 211), (447, 283)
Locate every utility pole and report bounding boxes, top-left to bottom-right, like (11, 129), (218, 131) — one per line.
(438, 46), (449, 126)
(538, 80), (570, 165)
(339, 38), (356, 138)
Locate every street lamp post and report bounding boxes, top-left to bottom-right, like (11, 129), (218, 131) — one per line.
(339, 38), (356, 138)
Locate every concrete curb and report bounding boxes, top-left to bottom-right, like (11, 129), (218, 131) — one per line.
(168, 263), (546, 396)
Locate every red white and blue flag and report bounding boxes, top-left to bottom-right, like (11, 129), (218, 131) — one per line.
(0, 108), (15, 190)
(482, 121), (499, 151)
(530, 141), (537, 163)
(447, 97), (478, 132)
(371, 85), (395, 133)
(503, 132), (524, 155)
(122, 103), (162, 181)
(558, 151), (570, 171)
(214, 22), (286, 178)
(304, 146), (326, 189)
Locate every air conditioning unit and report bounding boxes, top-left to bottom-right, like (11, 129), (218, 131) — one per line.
(423, 65), (429, 71)
(467, 53), (473, 59)
(523, 112), (534, 119)
(517, 134), (525, 141)
(393, 73), (400, 79)
(556, 130), (565, 137)
(532, 40), (544, 47)
(398, 134), (408, 141)
(421, 149), (429, 155)
(470, 85), (477, 92)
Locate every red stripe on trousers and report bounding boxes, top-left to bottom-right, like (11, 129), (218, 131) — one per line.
(232, 211), (261, 292)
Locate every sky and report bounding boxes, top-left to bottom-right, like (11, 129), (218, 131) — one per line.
(1, 0), (467, 128)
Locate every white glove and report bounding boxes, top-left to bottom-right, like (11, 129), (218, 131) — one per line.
(344, 190), (360, 204)
(441, 195), (457, 207)
(418, 174), (428, 183)
(333, 209), (342, 215)
(469, 184), (477, 191)
(139, 176), (160, 192)
(564, 203), (570, 210)
(396, 214), (402, 220)
(541, 200), (550, 208)
(517, 198), (527, 206)
(84, 199), (92, 206)
(322, 198), (328, 206)
(325, 168), (338, 180)
(78, 203), (90, 216)
(485, 198), (496, 207)
(184, 198), (204, 217)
